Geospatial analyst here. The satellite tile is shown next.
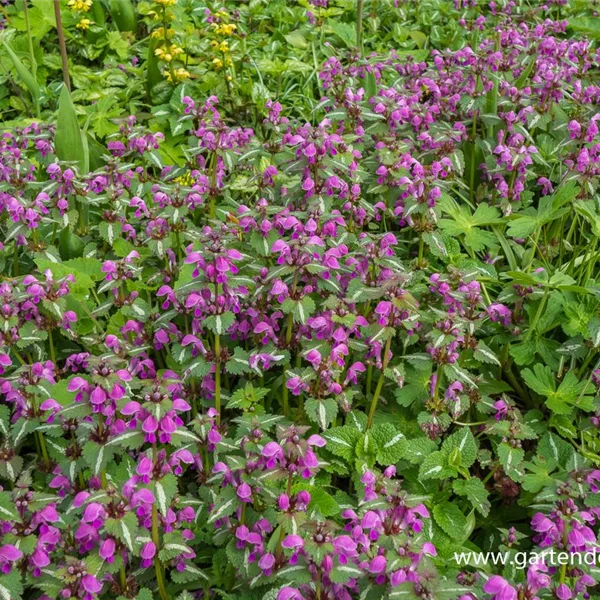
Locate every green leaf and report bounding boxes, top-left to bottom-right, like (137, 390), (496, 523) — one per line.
(98, 221), (123, 246)
(58, 227), (85, 260)
(538, 432), (573, 469)
(306, 487), (339, 517)
(11, 0), (56, 39)
(329, 564), (363, 584)
(395, 365), (431, 407)
(514, 56), (536, 88)
(419, 451), (453, 480)
(159, 531), (194, 562)
(397, 437), (438, 464)
(522, 365), (594, 415)
(225, 347), (251, 375)
(204, 312), (235, 335)
(422, 232), (448, 258)
(55, 85), (87, 173)
(83, 441), (114, 476)
(364, 71), (377, 99)
(0, 570), (24, 600)
(106, 31), (130, 61)
(438, 203), (502, 251)
(442, 428), (477, 468)
(153, 474), (178, 516)
(453, 478), (490, 516)
(285, 31), (308, 49)
(17, 321), (48, 348)
(36, 257), (103, 289)
(90, 94), (123, 137)
(0, 492), (20, 521)
(305, 398), (337, 430)
(371, 424), (405, 465)
(433, 502), (468, 541)
(104, 430), (145, 450)
(2, 41), (40, 114)
(282, 296), (316, 324)
(227, 383), (269, 411)
(355, 430), (377, 464)
(474, 341), (501, 365)
(146, 39), (163, 102)
(497, 443), (525, 481)
(507, 183), (579, 239)
(389, 582), (420, 599)
(109, 0), (137, 32)
(323, 426), (360, 461)
(105, 512), (138, 552)
(327, 20), (356, 47)
(522, 457), (555, 493)
(208, 487), (238, 524)
(569, 17), (600, 37)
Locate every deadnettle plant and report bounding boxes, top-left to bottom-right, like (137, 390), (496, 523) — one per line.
(2, 2), (600, 600)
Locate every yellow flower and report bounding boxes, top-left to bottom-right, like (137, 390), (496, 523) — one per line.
(212, 57), (223, 69)
(156, 45), (183, 63)
(76, 17), (91, 29)
(68, 0), (92, 11)
(165, 68), (190, 83)
(151, 27), (174, 39)
(174, 172), (195, 186)
(214, 23), (237, 36)
(218, 41), (229, 53)
(155, 0), (176, 5)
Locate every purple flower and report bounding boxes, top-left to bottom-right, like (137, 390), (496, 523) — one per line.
(258, 552), (275, 574)
(483, 575), (517, 600)
(81, 574), (102, 594)
(237, 483), (252, 502)
(99, 538), (116, 563)
(141, 541), (156, 568)
(277, 588), (305, 600)
(281, 535), (304, 549)
(369, 555), (387, 574)
(555, 584), (572, 600)
(0, 545), (22, 573)
(487, 303), (512, 326)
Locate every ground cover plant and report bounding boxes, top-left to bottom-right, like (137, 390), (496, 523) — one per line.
(2, 0), (600, 599)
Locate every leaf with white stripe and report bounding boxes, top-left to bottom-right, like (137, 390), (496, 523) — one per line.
(153, 474), (178, 516)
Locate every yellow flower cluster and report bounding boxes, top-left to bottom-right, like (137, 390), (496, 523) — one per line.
(149, 10), (175, 22)
(149, 0), (188, 83)
(165, 68), (190, 83)
(212, 55), (232, 68)
(76, 18), (91, 30)
(173, 172), (195, 186)
(207, 8), (238, 76)
(211, 22), (237, 36)
(68, 0), (92, 11)
(155, 44), (184, 63)
(151, 27), (176, 40)
(211, 40), (230, 54)
(210, 39), (232, 71)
